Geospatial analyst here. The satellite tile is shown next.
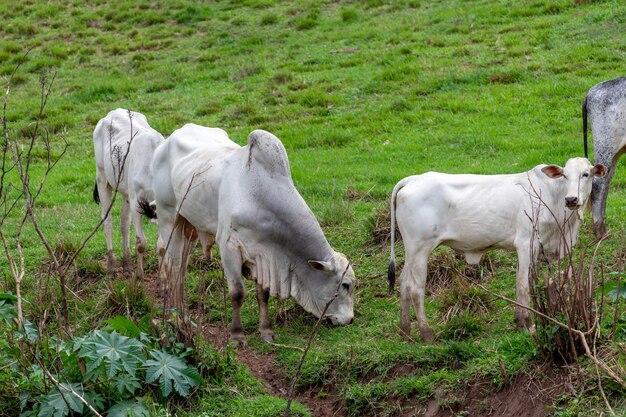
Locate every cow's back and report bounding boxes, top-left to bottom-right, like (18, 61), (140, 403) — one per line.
(396, 171), (535, 253)
(218, 130), (330, 262)
(154, 124), (239, 231)
(586, 78), (626, 160)
(94, 109), (162, 194)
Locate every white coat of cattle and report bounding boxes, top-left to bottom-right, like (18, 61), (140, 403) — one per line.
(583, 76), (626, 237)
(152, 124), (355, 344)
(93, 108), (164, 278)
(388, 158), (605, 341)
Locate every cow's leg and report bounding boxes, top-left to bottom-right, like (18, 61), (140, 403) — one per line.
(514, 244), (533, 329)
(156, 220), (173, 284)
(220, 241), (247, 346)
(591, 154), (619, 238)
(97, 179), (116, 271)
(199, 232), (215, 261)
(120, 197), (132, 275)
(131, 201), (147, 280)
(164, 225), (185, 312)
(413, 252), (433, 342)
(400, 249), (433, 342)
(255, 282), (274, 342)
(156, 209), (176, 304)
(170, 217), (198, 316)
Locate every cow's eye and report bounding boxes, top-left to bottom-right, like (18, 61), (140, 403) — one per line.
(341, 283), (350, 292)
(582, 172), (589, 178)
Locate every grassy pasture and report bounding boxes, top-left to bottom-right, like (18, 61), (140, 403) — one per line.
(1, 0), (626, 415)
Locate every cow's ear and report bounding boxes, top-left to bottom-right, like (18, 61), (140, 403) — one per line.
(541, 165), (564, 179)
(308, 260), (332, 272)
(592, 163), (607, 178)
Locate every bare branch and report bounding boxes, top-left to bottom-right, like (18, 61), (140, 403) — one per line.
(284, 263), (351, 416)
(38, 364), (104, 417)
(467, 277), (626, 388)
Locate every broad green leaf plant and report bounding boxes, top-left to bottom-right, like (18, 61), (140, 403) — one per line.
(0, 311), (203, 417)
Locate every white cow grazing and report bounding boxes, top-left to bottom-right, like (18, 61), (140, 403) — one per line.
(388, 158), (605, 341)
(582, 76), (626, 237)
(93, 108), (164, 278)
(152, 124), (355, 344)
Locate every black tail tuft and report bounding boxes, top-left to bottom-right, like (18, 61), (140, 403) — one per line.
(387, 259), (396, 294)
(582, 96), (588, 159)
(93, 182), (100, 204)
(137, 198), (157, 219)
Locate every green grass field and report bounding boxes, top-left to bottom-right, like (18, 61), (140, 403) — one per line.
(1, 0), (626, 416)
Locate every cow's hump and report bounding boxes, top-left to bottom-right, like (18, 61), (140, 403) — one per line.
(246, 130), (290, 178)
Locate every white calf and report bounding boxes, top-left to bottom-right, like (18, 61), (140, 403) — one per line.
(388, 158), (605, 341)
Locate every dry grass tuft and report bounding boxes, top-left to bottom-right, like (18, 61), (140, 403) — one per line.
(427, 250), (495, 324)
(366, 204), (400, 246)
(344, 187), (375, 202)
(426, 249), (494, 294)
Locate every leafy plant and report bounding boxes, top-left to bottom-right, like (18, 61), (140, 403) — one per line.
(78, 330), (145, 379)
(602, 279), (626, 302)
(145, 350), (201, 398)
(0, 295), (17, 325)
(107, 400), (150, 417)
(105, 315), (142, 338)
(16, 325), (201, 416)
(35, 383), (104, 417)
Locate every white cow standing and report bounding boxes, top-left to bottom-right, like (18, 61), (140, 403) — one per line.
(388, 158), (605, 342)
(582, 76), (626, 237)
(93, 108), (164, 278)
(152, 124), (355, 345)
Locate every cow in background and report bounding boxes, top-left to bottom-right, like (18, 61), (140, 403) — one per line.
(93, 108), (164, 278)
(388, 158), (605, 342)
(153, 125), (355, 345)
(583, 76), (626, 237)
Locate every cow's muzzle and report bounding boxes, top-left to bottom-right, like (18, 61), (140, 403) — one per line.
(329, 315), (354, 326)
(565, 196), (578, 209)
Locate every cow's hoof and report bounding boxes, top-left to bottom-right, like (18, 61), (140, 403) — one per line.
(106, 252), (116, 271)
(122, 256), (132, 272)
(399, 325), (413, 342)
(419, 327), (435, 343)
(260, 331), (275, 343)
(514, 312), (531, 330)
(229, 334), (247, 348)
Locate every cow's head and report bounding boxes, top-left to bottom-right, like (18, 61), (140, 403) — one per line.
(305, 251), (355, 326)
(541, 157), (606, 216)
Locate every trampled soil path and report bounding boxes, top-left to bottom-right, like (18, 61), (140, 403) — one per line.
(417, 368), (569, 417)
(139, 268), (342, 415)
(138, 269), (567, 417)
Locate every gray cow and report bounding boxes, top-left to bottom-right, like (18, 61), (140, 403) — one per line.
(583, 76), (626, 237)
(152, 124), (355, 345)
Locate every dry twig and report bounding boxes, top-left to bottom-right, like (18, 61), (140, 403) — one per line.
(284, 263), (351, 417)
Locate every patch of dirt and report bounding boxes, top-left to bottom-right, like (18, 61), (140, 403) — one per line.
(139, 268), (568, 417)
(140, 269), (342, 416)
(406, 367), (569, 417)
(203, 324), (342, 416)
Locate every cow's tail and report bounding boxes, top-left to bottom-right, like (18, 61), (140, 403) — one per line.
(93, 182), (100, 204)
(582, 95), (589, 159)
(137, 198), (157, 220)
(388, 177), (410, 294)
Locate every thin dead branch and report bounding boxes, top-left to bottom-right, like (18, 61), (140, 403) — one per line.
(38, 362), (104, 417)
(468, 277), (626, 389)
(284, 263), (351, 417)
